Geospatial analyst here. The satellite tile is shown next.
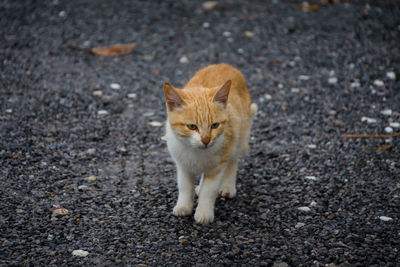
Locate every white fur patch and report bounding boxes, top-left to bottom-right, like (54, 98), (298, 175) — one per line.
(165, 122), (224, 175)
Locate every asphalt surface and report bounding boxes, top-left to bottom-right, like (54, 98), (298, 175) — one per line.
(1, 0), (400, 266)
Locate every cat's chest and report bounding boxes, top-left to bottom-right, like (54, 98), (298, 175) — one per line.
(165, 125), (221, 174)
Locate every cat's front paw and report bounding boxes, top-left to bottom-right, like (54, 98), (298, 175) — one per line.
(219, 184), (237, 198)
(173, 204), (193, 216)
(194, 206), (214, 224)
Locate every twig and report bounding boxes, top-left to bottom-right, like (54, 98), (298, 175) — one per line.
(341, 132), (400, 138)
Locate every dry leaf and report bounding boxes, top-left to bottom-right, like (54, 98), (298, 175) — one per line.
(379, 144), (393, 151)
(91, 43), (136, 56)
(293, 4), (319, 11)
(68, 43), (136, 57)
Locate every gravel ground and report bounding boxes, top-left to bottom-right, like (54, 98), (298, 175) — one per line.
(1, 0), (400, 265)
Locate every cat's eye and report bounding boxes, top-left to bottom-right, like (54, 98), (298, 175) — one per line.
(211, 122), (220, 129)
(187, 124), (198, 130)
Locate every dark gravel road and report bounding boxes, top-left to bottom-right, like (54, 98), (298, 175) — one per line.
(1, 0), (399, 265)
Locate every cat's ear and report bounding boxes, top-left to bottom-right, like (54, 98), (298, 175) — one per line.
(164, 83), (185, 111)
(213, 80), (231, 108)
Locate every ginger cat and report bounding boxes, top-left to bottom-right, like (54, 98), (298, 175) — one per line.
(163, 63), (257, 224)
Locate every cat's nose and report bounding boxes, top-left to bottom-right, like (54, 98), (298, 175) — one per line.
(201, 136), (210, 146)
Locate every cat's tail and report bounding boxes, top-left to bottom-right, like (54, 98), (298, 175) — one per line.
(250, 103), (258, 117)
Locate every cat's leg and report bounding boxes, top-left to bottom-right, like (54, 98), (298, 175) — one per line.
(194, 168), (225, 224)
(219, 160), (238, 198)
(195, 174), (203, 196)
(173, 166), (195, 216)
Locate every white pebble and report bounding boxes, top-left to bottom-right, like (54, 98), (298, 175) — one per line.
(110, 83), (121, 90)
(87, 175), (97, 182)
(179, 56), (189, 64)
(350, 82), (360, 88)
(309, 201), (317, 207)
(127, 93), (137, 98)
(148, 121), (163, 127)
(379, 216), (393, 222)
(386, 71), (396, 80)
(307, 144), (317, 149)
(72, 249), (89, 257)
(223, 31), (231, 37)
(92, 90), (102, 96)
(380, 109), (392, 116)
(305, 176), (318, 181)
(202, 22), (210, 28)
(78, 185), (88, 190)
(244, 31), (254, 38)
(58, 11), (66, 17)
(97, 110), (108, 115)
(237, 48), (244, 54)
(328, 77), (338, 85)
(384, 127), (393, 134)
(264, 94), (272, 100)
(297, 207), (311, 212)
(5, 109), (12, 113)
(291, 88), (300, 93)
(389, 122), (400, 128)
(298, 75), (310, 81)
(373, 79), (384, 87)
(361, 116), (377, 124)
(295, 222), (305, 228)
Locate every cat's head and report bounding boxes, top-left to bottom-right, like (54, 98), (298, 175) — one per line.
(163, 81), (231, 149)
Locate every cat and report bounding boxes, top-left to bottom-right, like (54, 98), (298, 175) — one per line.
(163, 63), (257, 224)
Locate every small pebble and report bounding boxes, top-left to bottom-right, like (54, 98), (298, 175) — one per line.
(298, 75), (310, 80)
(87, 175), (97, 182)
(291, 88), (300, 93)
(384, 127), (393, 134)
(386, 71), (396, 80)
(223, 31), (232, 37)
(328, 77), (338, 84)
(78, 185), (88, 190)
(116, 146), (127, 152)
(297, 207), (311, 212)
(309, 201), (317, 207)
(179, 56), (189, 64)
(264, 94), (272, 100)
(202, 1), (218, 10)
(373, 79), (384, 87)
(380, 109), (392, 116)
(5, 109), (12, 113)
(244, 31), (254, 38)
(87, 148), (96, 154)
(98, 110), (108, 115)
(361, 116), (377, 124)
(379, 216), (393, 222)
(127, 93), (137, 98)
(305, 176), (318, 181)
(329, 110), (337, 116)
(307, 144), (317, 149)
(92, 90), (102, 96)
(51, 205), (69, 215)
(110, 83), (121, 90)
(237, 48), (244, 54)
(350, 82), (360, 88)
(295, 222), (305, 228)
(149, 121), (163, 127)
(389, 122), (399, 128)
(58, 11), (66, 17)
(72, 249), (89, 257)
(202, 22), (210, 28)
